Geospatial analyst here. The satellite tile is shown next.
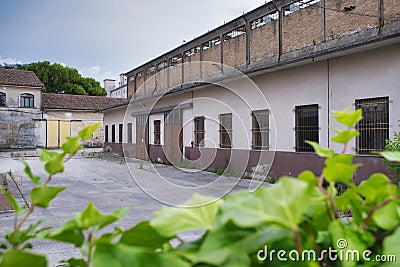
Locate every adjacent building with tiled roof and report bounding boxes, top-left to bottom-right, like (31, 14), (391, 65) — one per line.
(0, 68), (44, 88)
(41, 93), (127, 111)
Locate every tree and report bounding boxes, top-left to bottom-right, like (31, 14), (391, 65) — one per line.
(0, 61), (107, 96)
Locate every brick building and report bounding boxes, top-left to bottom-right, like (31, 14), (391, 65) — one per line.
(103, 0), (400, 182)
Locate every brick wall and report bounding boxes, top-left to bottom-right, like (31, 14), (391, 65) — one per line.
(326, 0), (379, 40)
(223, 34), (246, 68)
(283, 3), (322, 52)
(384, 0), (400, 24)
(183, 53), (201, 83)
(202, 45), (221, 76)
(250, 20), (279, 62)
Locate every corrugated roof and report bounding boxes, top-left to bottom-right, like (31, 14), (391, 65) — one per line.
(41, 93), (128, 111)
(0, 68), (44, 88)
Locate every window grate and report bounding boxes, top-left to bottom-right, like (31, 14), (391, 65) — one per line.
(154, 120), (161, 145)
(194, 116), (205, 147)
(355, 97), (389, 154)
(252, 110), (269, 150)
(219, 113), (232, 148)
(295, 104), (319, 152)
(0, 92), (5, 107)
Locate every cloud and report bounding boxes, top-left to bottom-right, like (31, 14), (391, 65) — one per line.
(0, 56), (23, 65)
(79, 66), (114, 84)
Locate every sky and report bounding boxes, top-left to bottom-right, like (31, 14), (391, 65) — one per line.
(0, 0), (269, 85)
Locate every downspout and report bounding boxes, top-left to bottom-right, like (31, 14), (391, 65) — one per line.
(327, 59), (330, 148)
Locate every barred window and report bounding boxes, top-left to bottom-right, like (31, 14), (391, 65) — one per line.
(127, 123), (132, 143)
(295, 104), (319, 152)
(154, 120), (161, 145)
(194, 116), (205, 147)
(252, 110), (269, 150)
(219, 113), (232, 148)
(356, 97), (389, 154)
(0, 92), (5, 107)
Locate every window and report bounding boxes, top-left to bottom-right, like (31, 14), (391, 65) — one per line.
(119, 124), (123, 143)
(105, 125), (109, 142)
(20, 93), (34, 108)
(194, 116), (205, 147)
(112, 125), (116, 142)
(295, 104), (319, 152)
(356, 97), (389, 154)
(154, 120), (161, 145)
(252, 110), (269, 150)
(219, 113), (232, 148)
(127, 123), (132, 143)
(0, 92), (5, 107)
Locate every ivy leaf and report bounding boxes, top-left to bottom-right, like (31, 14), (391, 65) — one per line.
(323, 154), (361, 184)
(44, 152), (66, 175)
(329, 220), (367, 267)
(30, 186), (66, 208)
(151, 194), (221, 237)
(383, 227), (400, 267)
(220, 178), (325, 230)
(305, 141), (334, 158)
(23, 161), (41, 185)
(0, 187), (27, 215)
(61, 136), (82, 155)
(357, 174), (399, 205)
(193, 222), (289, 266)
(97, 207), (130, 230)
(120, 221), (171, 249)
(332, 107), (362, 127)
(0, 250), (47, 267)
(330, 129), (360, 144)
(74, 202), (101, 229)
(37, 149), (60, 162)
(78, 123), (100, 140)
(59, 258), (85, 267)
(380, 151), (400, 162)
(372, 201), (400, 230)
(44, 220), (84, 247)
(93, 242), (190, 267)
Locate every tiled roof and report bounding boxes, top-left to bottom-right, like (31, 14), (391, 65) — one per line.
(41, 93), (128, 111)
(0, 68), (44, 88)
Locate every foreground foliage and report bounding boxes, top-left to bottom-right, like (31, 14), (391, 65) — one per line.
(0, 108), (399, 267)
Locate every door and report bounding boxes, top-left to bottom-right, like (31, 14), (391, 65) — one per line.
(135, 115), (149, 160)
(46, 119), (71, 148)
(164, 109), (183, 165)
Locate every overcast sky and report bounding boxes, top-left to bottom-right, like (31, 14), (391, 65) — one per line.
(0, 0), (268, 84)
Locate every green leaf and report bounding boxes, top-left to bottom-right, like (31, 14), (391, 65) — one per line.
(120, 221), (171, 249)
(6, 221), (45, 246)
(297, 170), (317, 185)
(323, 154), (361, 184)
(45, 220), (84, 247)
(383, 227), (400, 267)
(44, 152), (66, 175)
(93, 242), (190, 267)
(220, 178), (325, 230)
(78, 123), (100, 140)
(328, 220), (367, 267)
(305, 141), (334, 158)
(61, 136), (82, 155)
(194, 222), (289, 266)
(23, 161), (41, 185)
(0, 187), (26, 215)
(97, 207), (130, 230)
(372, 201), (400, 230)
(357, 174), (399, 205)
(37, 149), (60, 162)
(332, 107), (362, 127)
(30, 186), (66, 208)
(0, 250), (47, 267)
(74, 202), (101, 229)
(380, 151), (400, 162)
(331, 129), (360, 144)
(151, 194), (221, 237)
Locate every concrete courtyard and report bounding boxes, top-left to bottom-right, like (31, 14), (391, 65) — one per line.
(0, 150), (267, 266)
